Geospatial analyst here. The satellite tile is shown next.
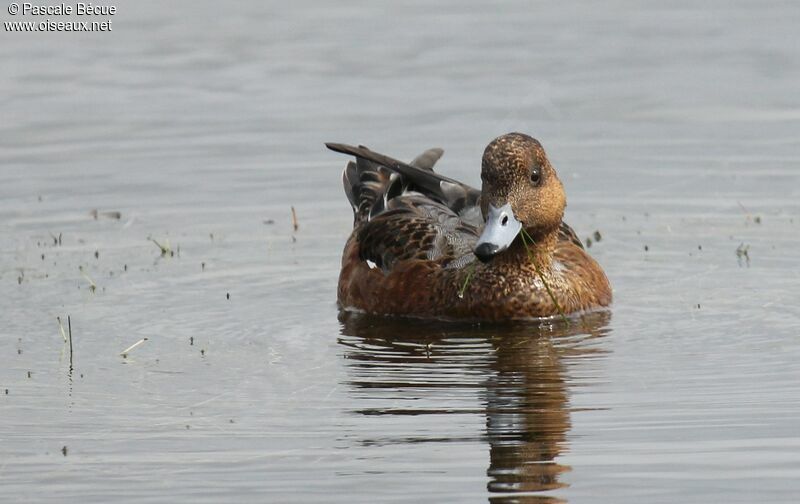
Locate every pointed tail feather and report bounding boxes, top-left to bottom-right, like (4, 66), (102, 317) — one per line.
(410, 148), (444, 171)
(327, 142), (480, 221)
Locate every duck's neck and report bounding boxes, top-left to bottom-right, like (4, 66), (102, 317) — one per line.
(494, 229), (557, 271)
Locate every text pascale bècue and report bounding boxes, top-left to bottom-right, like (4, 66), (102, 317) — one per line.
(22, 3), (117, 16)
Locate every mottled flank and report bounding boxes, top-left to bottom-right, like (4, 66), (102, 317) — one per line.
(327, 133), (611, 321)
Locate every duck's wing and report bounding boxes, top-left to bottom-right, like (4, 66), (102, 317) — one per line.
(329, 142), (481, 271)
(357, 195), (480, 271)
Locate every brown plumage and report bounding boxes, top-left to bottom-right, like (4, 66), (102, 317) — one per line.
(327, 133), (612, 321)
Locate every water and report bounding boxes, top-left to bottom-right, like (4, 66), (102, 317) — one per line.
(2, 1), (800, 502)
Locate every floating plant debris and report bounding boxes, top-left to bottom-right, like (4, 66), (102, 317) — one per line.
(120, 338), (149, 358)
(90, 209), (122, 220)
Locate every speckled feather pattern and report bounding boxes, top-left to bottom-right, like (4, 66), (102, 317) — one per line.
(330, 133), (612, 321)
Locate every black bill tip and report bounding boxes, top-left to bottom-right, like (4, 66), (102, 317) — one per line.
(474, 242), (500, 263)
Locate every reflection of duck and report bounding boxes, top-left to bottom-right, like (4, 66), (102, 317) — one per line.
(338, 310), (611, 502)
(327, 133), (611, 321)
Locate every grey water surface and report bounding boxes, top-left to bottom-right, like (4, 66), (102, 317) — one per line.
(2, 1), (800, 502)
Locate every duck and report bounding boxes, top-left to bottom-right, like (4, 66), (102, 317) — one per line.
(326, 132), (611, 321)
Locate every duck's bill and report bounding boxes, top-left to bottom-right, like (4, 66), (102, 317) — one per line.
(474, 203), (522, 263)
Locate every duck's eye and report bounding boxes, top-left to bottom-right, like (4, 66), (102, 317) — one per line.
(530, 167), (542, 186)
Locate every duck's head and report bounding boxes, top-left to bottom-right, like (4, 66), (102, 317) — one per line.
(474, 133), (566, 263)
